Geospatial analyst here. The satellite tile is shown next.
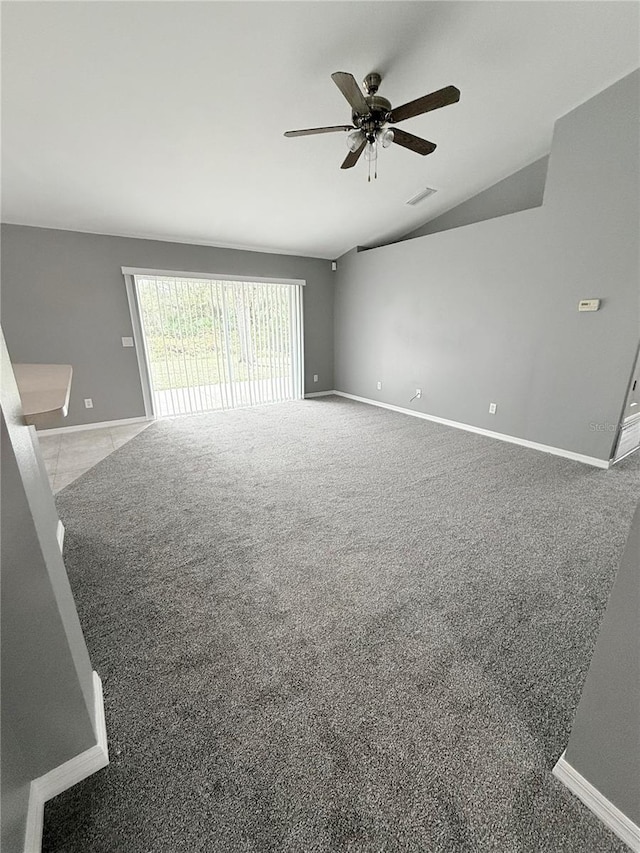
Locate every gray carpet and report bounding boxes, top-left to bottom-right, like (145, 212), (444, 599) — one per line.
(44, 397), (639, 852)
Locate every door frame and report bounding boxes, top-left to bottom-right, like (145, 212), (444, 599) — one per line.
(122, 267), (306, 419)
(611, 339), (640, 463)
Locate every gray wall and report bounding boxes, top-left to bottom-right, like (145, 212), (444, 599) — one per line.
(0, 228), (335, 427)
(564, 500), (640, 824)
(399, 155), (549, 242)
(334, 70), (640, 461)
(1, 333), (98, 850)
(1, 719), (31, 853)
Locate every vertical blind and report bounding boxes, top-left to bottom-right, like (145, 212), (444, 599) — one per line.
(135, 275), (303, 417)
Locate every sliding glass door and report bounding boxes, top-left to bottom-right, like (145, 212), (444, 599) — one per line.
(132, 274), (303, 417)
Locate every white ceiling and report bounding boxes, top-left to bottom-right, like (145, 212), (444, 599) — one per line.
(2, 2), (638, 259)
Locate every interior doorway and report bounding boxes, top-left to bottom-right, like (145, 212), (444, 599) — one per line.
(125, 271), (304, 418)
(612, 342), (640, 463)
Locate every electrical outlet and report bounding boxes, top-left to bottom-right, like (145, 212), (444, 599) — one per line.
(415, 388), (422, 399)
(489, 402), (497, 414)
(377, 381), (382, 390)
(84, 398), (93, 409)
(313, 374), (318, 383)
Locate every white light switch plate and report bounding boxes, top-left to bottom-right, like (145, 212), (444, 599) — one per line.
(122, 336), (134, 347)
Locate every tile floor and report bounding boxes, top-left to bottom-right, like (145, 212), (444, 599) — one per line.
(37, 421), (152, 494)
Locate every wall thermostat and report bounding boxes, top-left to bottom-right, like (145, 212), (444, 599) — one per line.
(578, 299), (600, 312)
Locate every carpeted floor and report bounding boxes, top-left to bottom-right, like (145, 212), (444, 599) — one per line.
(44, 397), (639, 852)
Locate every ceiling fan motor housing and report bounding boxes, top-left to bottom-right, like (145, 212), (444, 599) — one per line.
(352, 95), (392, 140)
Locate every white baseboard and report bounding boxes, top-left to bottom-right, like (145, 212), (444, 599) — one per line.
(23, 671), (109, 853)
(332, 391), (610, 469)
(553, 752), (640, 851)
(56, 520), (65, 552)
(38, 416), (151, 436)
(304, 390), (336, 398)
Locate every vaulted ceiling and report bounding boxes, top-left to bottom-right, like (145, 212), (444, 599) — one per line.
(2, 2), (638, 259)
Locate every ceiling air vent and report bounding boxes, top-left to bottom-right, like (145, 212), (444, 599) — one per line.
(405, 187), (438, 206)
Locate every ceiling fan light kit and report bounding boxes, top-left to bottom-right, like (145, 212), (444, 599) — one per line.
(284, 70), (460, 181)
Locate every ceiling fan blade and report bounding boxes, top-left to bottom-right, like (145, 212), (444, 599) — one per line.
(331, 72), (370, 116)
(340, 139), (366, 169)
(391, 128), (437, 156)
(284, 125), (354, 137)
(388, 85), (460, 124)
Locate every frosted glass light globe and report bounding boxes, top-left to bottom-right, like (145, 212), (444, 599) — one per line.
(364, 141), (378, 162)
(346, 130), (365, 152)
(377, 128), (394, 148)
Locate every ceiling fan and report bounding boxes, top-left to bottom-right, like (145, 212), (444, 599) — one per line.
(284, 71), (460, 179)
